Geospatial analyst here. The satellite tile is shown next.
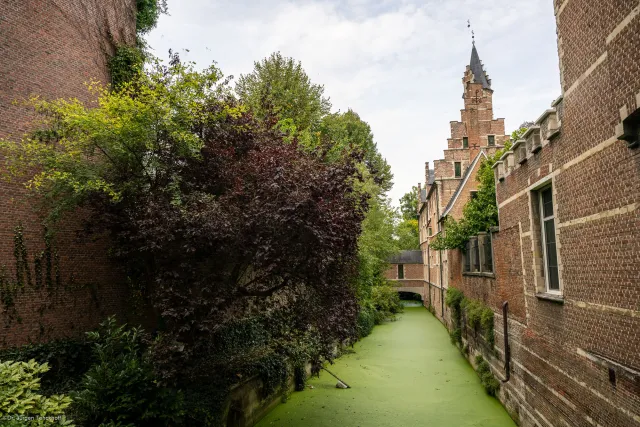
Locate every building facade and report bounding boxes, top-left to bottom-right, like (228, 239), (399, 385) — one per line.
(384, 250), (425, 298)
(418, 44), (508, 323)
(418, 1), (640, 426)
(0, 0), (138, 347)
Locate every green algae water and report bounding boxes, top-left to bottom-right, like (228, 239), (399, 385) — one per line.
(256, 307), (516, 427)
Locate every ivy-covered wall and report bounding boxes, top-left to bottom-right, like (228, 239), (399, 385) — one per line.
(0, 0), (138, 348)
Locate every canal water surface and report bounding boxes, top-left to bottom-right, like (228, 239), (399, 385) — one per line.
(256, 306), (516, 427)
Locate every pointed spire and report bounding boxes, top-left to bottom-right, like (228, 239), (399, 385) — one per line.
(469, 44), (491, 89)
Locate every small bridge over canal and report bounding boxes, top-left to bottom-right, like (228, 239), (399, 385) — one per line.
(385, 250), (426, 301)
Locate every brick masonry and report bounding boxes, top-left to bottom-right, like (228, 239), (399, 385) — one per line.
(418, 1), (640, 426)
(0, 0), (138, 348)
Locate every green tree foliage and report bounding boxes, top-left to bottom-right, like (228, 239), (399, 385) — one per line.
(399, 185), (419, 220)
(395, 218), (419, 250)
(431, 126), (528, 250)
(0, 359), (73, 426)
(318, 110), (393, 193)
(356, 196), (398, 294)
(0, 54), (369, 425)
(236, 52), (331, 136)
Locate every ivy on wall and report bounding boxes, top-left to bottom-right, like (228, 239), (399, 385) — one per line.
(0, 225), (62, 328)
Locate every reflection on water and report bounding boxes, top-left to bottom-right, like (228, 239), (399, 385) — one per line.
(401, 300), (423, 307)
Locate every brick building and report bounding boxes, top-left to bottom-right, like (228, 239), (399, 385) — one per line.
(0, 0), (138, 347)
(383, 250), (425, 299)
(418, 43), (508, 322)
(417, 1), (640, 426)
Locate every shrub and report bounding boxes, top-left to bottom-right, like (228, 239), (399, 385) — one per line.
(370, 283), (403, 318)
(0, 359), (73, 426)
(357, 307), (375, 338)
(0, 339), (93, 395)
(72, 317), (183, 427)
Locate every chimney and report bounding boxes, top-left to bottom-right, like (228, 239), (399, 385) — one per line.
(425, 162), (430, 184)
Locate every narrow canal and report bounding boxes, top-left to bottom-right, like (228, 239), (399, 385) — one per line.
(257, 306), (516, 427)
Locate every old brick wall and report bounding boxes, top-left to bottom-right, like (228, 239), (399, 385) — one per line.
(481, 1), (640, 426)
(0, 0), (138, 348)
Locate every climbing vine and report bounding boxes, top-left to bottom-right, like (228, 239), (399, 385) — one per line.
(108, 0), (168, 89)
(0, 225), (62, 326)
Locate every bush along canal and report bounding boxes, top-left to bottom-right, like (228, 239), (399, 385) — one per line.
(256, 306), (516, 427)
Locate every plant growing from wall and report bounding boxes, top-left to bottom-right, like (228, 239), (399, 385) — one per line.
(431, 127), (528, 250)
(474, 355), (500, 396)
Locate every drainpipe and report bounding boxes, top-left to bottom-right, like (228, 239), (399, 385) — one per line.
(501, 301), (511, 383)
(427, 241), (432, 309)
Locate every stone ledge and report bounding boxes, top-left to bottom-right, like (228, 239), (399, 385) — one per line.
(463, 272), (495, 279)
(535, 292), (564, 304)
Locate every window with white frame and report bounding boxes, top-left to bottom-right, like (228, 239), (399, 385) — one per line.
(539, 186), (560, 292)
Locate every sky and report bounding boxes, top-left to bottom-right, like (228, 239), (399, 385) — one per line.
(146, 0), (561, 207)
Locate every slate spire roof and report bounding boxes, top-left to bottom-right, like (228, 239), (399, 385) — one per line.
(469, 44), (491, 89)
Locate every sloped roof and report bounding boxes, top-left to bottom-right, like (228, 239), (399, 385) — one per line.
(388, 250), (423, 264)
(470, 45), (491, 89)
(440, 151), (487, 219)
(427, 169), (435, 185)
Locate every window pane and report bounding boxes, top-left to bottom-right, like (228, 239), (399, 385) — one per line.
(544, 219), (560, 290)
(488, 135), (495, 146)
(542, 188), (553, 218)
(464, 241), (471, 272)
(398, 264), (404, 279)
(463, 137), (469, 148)
(455, 162), (461, 177)
(484, 236), (493, 272)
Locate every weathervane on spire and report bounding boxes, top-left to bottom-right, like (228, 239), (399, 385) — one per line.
(467, 19), (475, 45)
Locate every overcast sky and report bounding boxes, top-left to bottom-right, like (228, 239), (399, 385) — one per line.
(147, 0), (561, 207)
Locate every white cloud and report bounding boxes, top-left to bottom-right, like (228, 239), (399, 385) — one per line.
(147, 0), (561, 206)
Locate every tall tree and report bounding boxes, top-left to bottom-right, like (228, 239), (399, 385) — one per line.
(0, 54), (366, 386)
(318, 110), (393, 193)
(399, 186), (419, 220)
(235, 52), (331, 135)
(395, 218), (419, 250)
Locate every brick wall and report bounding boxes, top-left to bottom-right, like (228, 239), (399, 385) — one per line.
(478, 1), (640, 425)
(418, 2), (640, 426)
(0, 0), (138, 348)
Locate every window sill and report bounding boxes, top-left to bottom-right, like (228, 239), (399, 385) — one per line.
(535, 292), (564, 303)
(463, 272), (495, 278)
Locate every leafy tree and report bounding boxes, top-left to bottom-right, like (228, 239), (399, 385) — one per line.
(395, 218), (419, 250)
(0, 54), (366, 397)
(235, 52), (331, 135)
(317, 110), (392, 193)
(399, 186), (419, 220)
